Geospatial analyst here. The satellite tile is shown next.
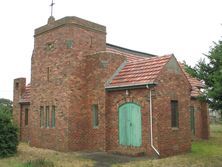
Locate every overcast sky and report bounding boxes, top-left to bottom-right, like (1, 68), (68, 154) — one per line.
(0, 0), (222, 100)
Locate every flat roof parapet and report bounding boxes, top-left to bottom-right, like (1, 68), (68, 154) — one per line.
(35, 16), (106, 36)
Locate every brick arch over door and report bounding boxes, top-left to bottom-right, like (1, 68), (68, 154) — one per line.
(118, 102), (142, 147)
(116, 96), (144, 109)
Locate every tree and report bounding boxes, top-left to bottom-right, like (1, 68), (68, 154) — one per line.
(184, 40), (222, 119)
(0, 98), (13, 114)
(0, 104), (18, 157)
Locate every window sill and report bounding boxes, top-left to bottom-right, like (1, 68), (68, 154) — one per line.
(171, 127), (179, 131)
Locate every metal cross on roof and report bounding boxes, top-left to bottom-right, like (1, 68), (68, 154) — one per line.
(50, 0), (55, 17)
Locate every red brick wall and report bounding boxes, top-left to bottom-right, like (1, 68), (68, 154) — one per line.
(190, 99), (209, 139)
(105, 60), (191, 157)
(201, 102), (210, 139)
(154, 65), (191, 157)
(30, 17), (106, 151)
(13, 78), (26, 140)
(72, 52), (126, 151)
(20, 104), (30, 142)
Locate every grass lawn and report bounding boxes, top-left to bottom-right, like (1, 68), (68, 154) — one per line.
(0, 124), (222, 167)
(117, 124), (222, 167)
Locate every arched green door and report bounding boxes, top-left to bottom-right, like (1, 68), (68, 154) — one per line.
(119, 103), (142, 147)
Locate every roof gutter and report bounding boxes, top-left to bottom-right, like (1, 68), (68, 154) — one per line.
(105, 82), (157, 91)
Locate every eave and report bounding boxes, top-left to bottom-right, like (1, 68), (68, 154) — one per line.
(105, 82), (158, 91)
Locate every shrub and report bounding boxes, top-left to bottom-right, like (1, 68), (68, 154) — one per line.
(23, 158), (54, 167)
(0, 111), (18, 158)
(0, 98), (13, 114)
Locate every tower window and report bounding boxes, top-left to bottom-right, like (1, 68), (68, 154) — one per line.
(15, 82), (19, 90)
(40, 106), (44, 127)
(45, 106), (50, 128)
(47, 67), (50, 81)
(45, 42), (55, 51)
(51, 105), (56, 128)
(90, 36), (93, 48)
(92, 104), (99, 128)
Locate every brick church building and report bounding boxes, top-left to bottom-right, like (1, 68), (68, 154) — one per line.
(13, 16), (209, 157)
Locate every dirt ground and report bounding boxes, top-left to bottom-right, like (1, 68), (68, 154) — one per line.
(78, 151), (152, 167)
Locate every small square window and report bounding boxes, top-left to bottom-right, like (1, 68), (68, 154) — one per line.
(66, 40), (73, 48)
(45, 42), (55, 51)
(100, 60), (108, 68)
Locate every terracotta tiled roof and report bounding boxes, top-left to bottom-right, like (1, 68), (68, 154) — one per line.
(106, 47), (146, 62)
(106, 43), (155, 62)
(179, 63), (204, 97)
(191, 86), (202, 97)
(106, 55), (172, 88)
(19, 84), (31, 103)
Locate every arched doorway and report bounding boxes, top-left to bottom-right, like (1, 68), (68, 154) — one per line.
(118, 103), (142, 147)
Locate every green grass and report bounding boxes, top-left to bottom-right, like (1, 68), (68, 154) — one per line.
(192, 124), (222, 156)
(0, 124), (222, 167)
(115, 124), (222, 167)
(23, 158), (54, 167)
(0, 144), (94, 167)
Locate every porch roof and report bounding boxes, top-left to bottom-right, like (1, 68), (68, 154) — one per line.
(106, 55), (172, 88)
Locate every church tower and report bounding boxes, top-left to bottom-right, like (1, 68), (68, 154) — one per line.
(30, 16), (106, 151)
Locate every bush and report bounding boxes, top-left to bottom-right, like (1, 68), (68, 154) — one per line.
(0, 111), (18, 158)
(23, 158), (54, 167)
(0, 98), (13, 114)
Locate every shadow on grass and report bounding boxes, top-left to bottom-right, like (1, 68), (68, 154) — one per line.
(79, 152), (152, 167)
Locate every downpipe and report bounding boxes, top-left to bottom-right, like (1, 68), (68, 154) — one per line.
(147, 85), (160, 156)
